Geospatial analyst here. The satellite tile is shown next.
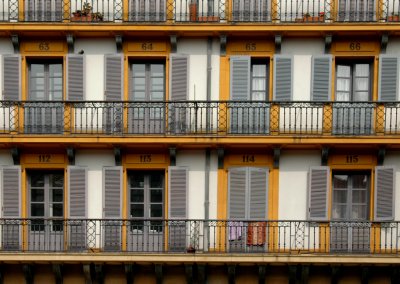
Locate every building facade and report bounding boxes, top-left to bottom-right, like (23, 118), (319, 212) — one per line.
(0, 0), (398, 283)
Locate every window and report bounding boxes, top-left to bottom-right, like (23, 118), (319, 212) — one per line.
(128, 0), (166, 22)
(25, 0), (62, 22)
(230, 56), (271, 134)
(338, 0), (375, 22)
(331, 172), (370, 252)
(129, 61), (165, 134)
(333, 60), (373, 135)
(28, 170), (64, 251)
(128, 171), (164, 252)
(228, 167), (268, 252)
(26, 60), (64, 134)
(232, 0), (271, 22)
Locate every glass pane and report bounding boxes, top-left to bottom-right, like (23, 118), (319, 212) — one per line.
(31, 204), (44, 217)
(130, 174), (145, 188)
(132, 64), (145, 76)
(130, 204), (144, 218)
(352, 190), (367, 203)
(151, 78), (164, 91)
(251, 92), (266, 101)
(51, 174), (64, 187)
(150, 204), (163, 218)
(355, 64), (369, 77)
(252, 64), (266, 77)
(31, 64), (44, 77)
(133, 78), (146, 88)
(333, 175), (348, 188)
(351, 205), (367, 219)
(150, 173), (163, 188)
(252, 78), (266, 91)
(151, 64), (164, 77)
(151, 92), (164, 101)
(130, 189), (144, 202)
(337, 65), (350, 77)
(352, 175), (368, 189)
(31, 174), (45, 187)
(333, 190), (347, 203)
(49, 64), (62, 77)
(150, 189), (163, 203)
(31, 188), (44, 202)
(332, 204), (347, 219)
(51, 91), (63, 101)
(353, 92), (369, 102)
(354, 78), (369, 92)
(32, 78), (45, 90)
(52, 188), (63, 202)
(52, 204), (63, 217)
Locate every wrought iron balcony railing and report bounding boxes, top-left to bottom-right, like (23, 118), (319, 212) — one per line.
(0, 0), (397, 23)
(0, 100), (399, 137)
(1, 218), (400, 254)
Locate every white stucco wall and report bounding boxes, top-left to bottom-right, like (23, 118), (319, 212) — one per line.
(75, 149), (115, 219)
(279, 150), (320, 220)
(176, 150), (205, 219)
(74, 39), (116, 101)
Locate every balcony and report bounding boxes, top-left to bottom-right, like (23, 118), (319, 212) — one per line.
(0, 0), (397, 23)
(0, 101), (398, 137)
(1, 218), (399, 254)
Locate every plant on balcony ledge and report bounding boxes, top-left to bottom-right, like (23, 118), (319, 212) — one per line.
(388, 12), (399, 22)
(296, 12), (324, 23)
(71, 2), (103, 22)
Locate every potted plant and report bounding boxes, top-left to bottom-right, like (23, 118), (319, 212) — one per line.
(71, 2), (103, 22)
(189, 0), (197, 21)
(388, 12), (399, 22)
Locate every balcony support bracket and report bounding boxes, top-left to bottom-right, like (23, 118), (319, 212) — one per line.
(155, 264), (163, 284)
(169, 147), (176, 166)
(11, 147), (20, 165)
(288, 265), (297, 284)
(66, 34), (74, 54)
(321, 147), (329, 166)
(220, 35), (227, 56)
(218, 148), (224, 169)
(198, 264), (206, 284)
(114, 147), (122, 166)
(52, 264), (63, 284)
(170, 35), (177, 53)
(378, 147), (386, 166)
(115, 35), (123, 53)
(361, 267), (369, 284)
(275, 35), (282, 54)
(381, 34), (389, 54)
(83, 264), (91, 284)
(301, 265), (310, 284)
(391, 266), (400, 284)
(185, 264), (194, 284)
(94, 264), (104, 284)
(325, 34), (332, 54)
(125, 264), (135, 284)
(23, 264), (34, 284)
(227, 265), (236, 284)
(258, 265), (266, 284)
(273, 148), (280, 169)
(331, 266), (341, 284)
(11, 34), (19, 54)
(67, 147), (75, 165)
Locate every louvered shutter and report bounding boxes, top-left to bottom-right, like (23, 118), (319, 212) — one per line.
(3, 55), (21, 101)
(378, 56), (398, 101)
(273, 55), (293, 101)
(1, 166), (21, 250)
(68, 166), (87, 250)
(374, 166), (395, 221)
(168, 166), (188, 252)
(168, 166), (188, 219)
(170, 55), (189, 101)
(308, 166), (329, 221)
(67, 55), (85, 101)
(311, 55), (332, 101)
(230, 56), (250, 101)
(105, 54), (123, 101)
(228, 168), (247, 219)
(103, 166), (122, 251)
(249, 168), (268, 219)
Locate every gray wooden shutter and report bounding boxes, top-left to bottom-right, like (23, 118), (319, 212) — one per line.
(311, 55), (332, 101)
(249, 168), (268, 219)
(374, 166), (395, 221)
(67, 55), (85, 101)
(228, 167), (247, 219)
(273, 55), (293, 101)
(103, 166), (122, 251)
(378, 55), (398, 101)
(2, 166), (21, 250)
(168, 166), (188, 219)
(3, 55), (21, 101)
(168, 166), (188, 252)
(308, 166), (329, 221)
(230, 56), (251, 101)
(170, 55), (189, 101)
(68, 166), (87, 251)
(104, 54), (123, 101)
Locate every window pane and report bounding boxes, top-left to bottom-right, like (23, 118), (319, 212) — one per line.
(150, 189), (163, 203)
(52, 188), (63, 202)
(252, 78), (266, 91)
(354, 78), (369, 92)
(352, 190), (367, 203)
(131, 204), (144, 218)
(150, 173), (163, 188)
(353, 92), (369, 102)
(251, 92), (266, 101)
(133, 78), (146, 88)
(333, 175), (348, 188)
(332, 204), (346, 219)
(132, 64), (145, 76)
(355, 64), (369, 77)
(151, 64), (164, 77)
(337, 65), (350, 77)
(352, 175), (367, 188)
(49, 64), (62, 77)
(150, 204), (163, 218)
(31, 204), (44, 217)
(31, 174), (45, 187)
(52, 204), (63, 217)
(151, 78), (164, 91)
(51, 174), (64, 187)
(333, 190), (347, 203)
(31, 64), (44, 77)
(130, 174), (144, 188)
(31, 188), (44, 202)
(351, 205), (367, 219)
(133, 91), (146, 100)
(131, 189), (144, 202)
(151, 92), (164, 101)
